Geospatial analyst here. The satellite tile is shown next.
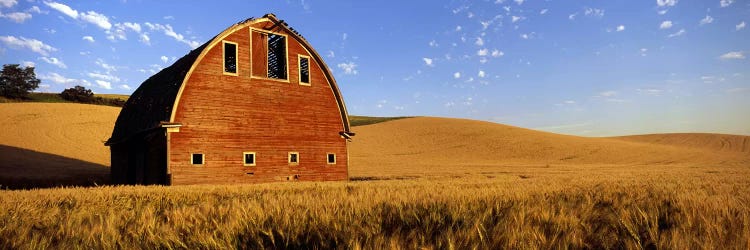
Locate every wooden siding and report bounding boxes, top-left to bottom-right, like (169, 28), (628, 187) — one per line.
(169, 20), (348, 185)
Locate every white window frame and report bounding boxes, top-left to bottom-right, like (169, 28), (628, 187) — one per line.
(243, 152), (256, 166)
(222, 40), (239, 76)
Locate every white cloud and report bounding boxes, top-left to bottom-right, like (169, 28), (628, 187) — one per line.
(87, 72), (121, 83)
(163, 15), (174, 20)
(719, 51), (745, 60)
(568, 13), (577, 20)
(82, 36), (94, 42)
(478, 70), (486, 78)
(0, 36), (56, 56)
(637, 88), (663, 96)
(145, 22), (200, 49)
(491, 49), (504, 57)
(44, 1), (78, 19)
(40, 57), (66, 69)
(480, 20), (491, 30)
(119, 84), (131, 90)
(428, 40), (438, 47)
(660, 20), (673, 29)
(584, 7), (604, 18)
(667, 28), (686, 38)
(337, 62), (358, 75)
(699, 15), (714, 25)
(656, 0), (678, 7)
(326, 50), (335, 58)
(139, 33), (150, 45)
(520, 34), (529, 39)
(0, 11), (32, 23)
(617, 25), (625, 32)
(453, 72), (461, 79)
(564, 100), (576, 104)
(95, 58), (117, 72)
(540, 9), (548, 15)
(160, 55), (168, 63)
(121, 22), (141, 33)
(658, 10), (668, 15)
(736, 21), (746, 31)
(477, 48), (488, 56)
(514, 0), (524, 5)
(0, 0), (16, 8)
(39, 72), (76, 84)
(720, 0), (734, 7)
(27, 6), (46, 14)
(598, 91), (617, 97)
(511, 16), (523, 23)
(21, 61), (35, 67)
(640, 48), (648, 56)
(95, 80), (112, 89)
(79, 11), (111, 30)
(422, 57), (434, 67)
(474, 37), (484, 46)
(455, 25), (462, 31)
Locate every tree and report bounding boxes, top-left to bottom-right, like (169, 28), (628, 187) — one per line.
(0, 64), (40, 99)
(60, 85), (95, 103)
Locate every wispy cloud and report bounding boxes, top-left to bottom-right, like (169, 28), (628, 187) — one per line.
(39, 72), (77, 84)
(659, 20), (673, 29)
(337, 62), (358, 75)
(422, 57), (434, 67)
(667, 28), (686, 38)
(720, 0), (734, 8)
(699, 15), (713, 25)
(719, 51), (745, 60)
(82, 36), (94, 42)
(656, 0), (678, 7)
(0, 36), (57, 56)
(616, 25), (625, 32)
(95, 80), (112, 89)
(736, 21), (746, 31)
(40, 57), (66, 69)
(0, 11), (32, 23)
(45, 1), (111, 30)
(584, 7), (605, 18)
(144, 22), (200, 49)
(453, 72), (461, 79)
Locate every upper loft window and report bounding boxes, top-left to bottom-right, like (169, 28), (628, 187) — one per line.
(251, 29), (288, 80)
(267, 34), (287, 79)
(298, 55), (310, 85)
(223, 41), (238, 75)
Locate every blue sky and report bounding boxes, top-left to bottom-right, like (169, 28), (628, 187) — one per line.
(1, 0), (748, 136)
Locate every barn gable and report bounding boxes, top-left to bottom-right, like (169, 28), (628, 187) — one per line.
(107, 14), (351, 146)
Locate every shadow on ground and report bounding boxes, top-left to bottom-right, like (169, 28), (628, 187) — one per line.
(0, 144), (109, 190)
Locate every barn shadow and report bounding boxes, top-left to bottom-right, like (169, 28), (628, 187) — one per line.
(0, 144), (109, 190)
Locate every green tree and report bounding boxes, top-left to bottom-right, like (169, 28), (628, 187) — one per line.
(0, 64), (41, 99)
(60, 85), (95, 103)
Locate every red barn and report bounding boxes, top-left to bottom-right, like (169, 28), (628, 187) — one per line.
(105, 14), (354, 185)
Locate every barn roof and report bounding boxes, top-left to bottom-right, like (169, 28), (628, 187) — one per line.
(107, 14), (351, 145)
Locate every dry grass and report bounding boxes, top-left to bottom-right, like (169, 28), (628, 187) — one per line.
(1, 165), (749, 249)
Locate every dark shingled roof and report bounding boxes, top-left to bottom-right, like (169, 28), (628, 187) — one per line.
(106, 38), (212, 145)
(107, 14), (348, 145)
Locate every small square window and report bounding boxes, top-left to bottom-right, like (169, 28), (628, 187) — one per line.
(191, 153), (204, 165)
(327, 153), (336, 164)
(243, 152), (256, 166)
(288, 152), (299, 165)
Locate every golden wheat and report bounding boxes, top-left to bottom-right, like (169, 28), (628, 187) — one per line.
(1, 164), (749, 249)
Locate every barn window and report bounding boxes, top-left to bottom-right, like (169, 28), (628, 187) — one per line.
(191, 153), (204, 165)
(223, 41), (238, 75)
(298, 55), (310, 85)
(288, 152), (299, 165)
(327, 153), (336, 164)
(243, 152), (256, 166)
(267, 34), (287, 79)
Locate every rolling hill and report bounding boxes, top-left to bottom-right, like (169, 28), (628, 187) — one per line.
(0, 103), (747, 185)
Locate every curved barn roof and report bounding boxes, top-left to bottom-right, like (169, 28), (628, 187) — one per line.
(107, 14), (351, 145)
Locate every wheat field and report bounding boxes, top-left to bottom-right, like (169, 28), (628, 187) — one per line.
(1, 103), (749, 249)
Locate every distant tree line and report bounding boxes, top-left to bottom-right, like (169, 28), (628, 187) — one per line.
(0, 64), (125, 107)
